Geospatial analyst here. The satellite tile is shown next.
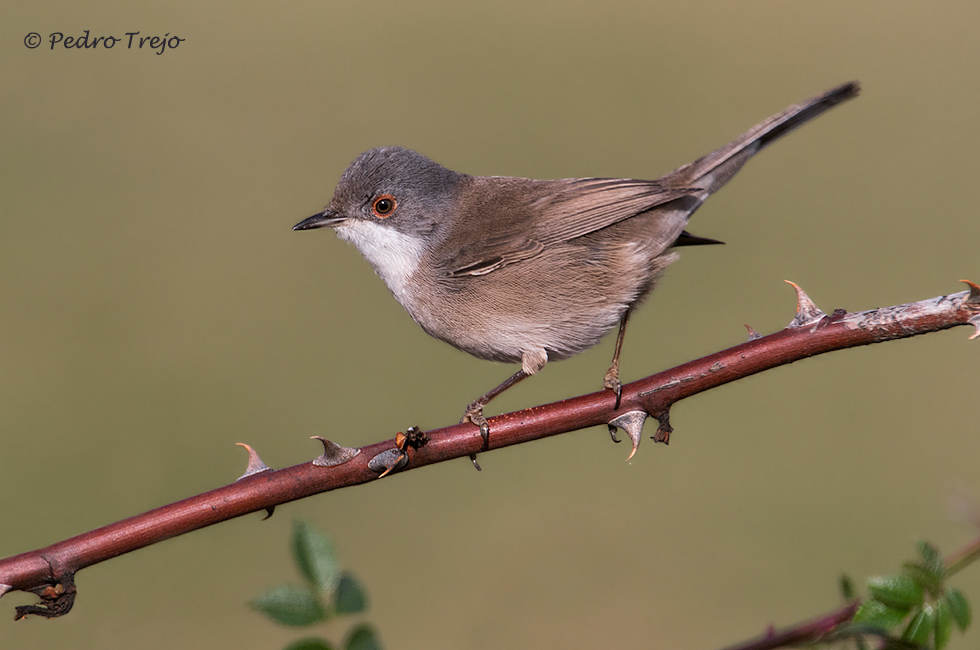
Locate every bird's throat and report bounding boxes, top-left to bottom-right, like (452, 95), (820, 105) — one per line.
(334, 220), (426, 309)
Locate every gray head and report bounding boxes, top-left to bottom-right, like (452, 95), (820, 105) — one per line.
(293, 147), (466, 305)
(294, 146), (464, 241)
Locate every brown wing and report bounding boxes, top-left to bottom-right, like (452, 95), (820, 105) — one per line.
(444, 177), (697, 277)
(443, 81), (859, 277)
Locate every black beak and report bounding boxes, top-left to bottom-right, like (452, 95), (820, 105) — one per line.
(293, 210), (346, 231)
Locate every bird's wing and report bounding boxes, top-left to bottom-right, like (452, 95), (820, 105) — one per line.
(528, 178), (696, 246)
(442, 82), (861, 278)
(444, 177), (698, 277)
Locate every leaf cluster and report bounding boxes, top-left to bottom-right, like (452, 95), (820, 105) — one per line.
(250, 521), (381, 650)
(848, 542), (971, 649)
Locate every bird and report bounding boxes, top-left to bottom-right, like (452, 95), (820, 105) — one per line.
(294, 81), (860, 450)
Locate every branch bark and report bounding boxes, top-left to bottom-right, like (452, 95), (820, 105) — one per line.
(719, 601), (860, 650)
(2, 281), (978, 620)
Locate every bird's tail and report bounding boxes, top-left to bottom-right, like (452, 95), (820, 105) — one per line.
(666, 81), (860, 195)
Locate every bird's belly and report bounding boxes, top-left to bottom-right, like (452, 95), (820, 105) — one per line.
(395, 242), (677, 365)
(403, 283), (628, 365)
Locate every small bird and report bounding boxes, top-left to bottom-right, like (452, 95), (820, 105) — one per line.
(295, 82), (859, 447)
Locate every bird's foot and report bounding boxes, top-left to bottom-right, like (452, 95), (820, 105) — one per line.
(461, 403), (489, 471)
(603, 366), (623, 410)
(461, 403), (490, 449)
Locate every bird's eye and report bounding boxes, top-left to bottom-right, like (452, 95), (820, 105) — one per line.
(372, 194), (397, 218)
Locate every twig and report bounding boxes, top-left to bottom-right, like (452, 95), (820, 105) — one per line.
(718, 601), (860, 650)
(1, 281), (977, 619)
(721, 525), (980, 649)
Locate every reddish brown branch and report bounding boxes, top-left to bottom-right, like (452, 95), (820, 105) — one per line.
(1, 282), (978, 618)
(721, 527), (980, 650)
(719, 601), (860, 650)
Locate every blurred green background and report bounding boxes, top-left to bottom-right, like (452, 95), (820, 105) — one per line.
(3, 1), (979, 648)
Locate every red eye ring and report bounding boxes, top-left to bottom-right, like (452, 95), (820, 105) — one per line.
(372, 194), (397, 218)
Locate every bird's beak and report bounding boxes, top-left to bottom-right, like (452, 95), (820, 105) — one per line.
(293, 210), (346, 231)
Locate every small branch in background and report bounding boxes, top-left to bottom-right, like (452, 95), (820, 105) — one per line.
(719, 601), (860, 650)
(722, 535), (978, 650)
(0, 282), (977, 620)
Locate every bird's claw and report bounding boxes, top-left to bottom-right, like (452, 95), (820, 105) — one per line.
(603, 368), (623, 410)
(461, 406), (490, 471)
(462, 406), (490, 450)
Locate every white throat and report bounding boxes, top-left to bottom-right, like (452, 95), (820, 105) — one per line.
(334, 219), (426, 307)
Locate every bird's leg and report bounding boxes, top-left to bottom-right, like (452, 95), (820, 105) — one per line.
(462, 369), (530, 450)
(462, 349), (546, 470)
(604, 306), (633, 410)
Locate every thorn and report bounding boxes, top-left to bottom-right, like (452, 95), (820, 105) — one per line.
(310, 436), (360, 467)
(469, 454), (482, 471)
(608, 410), (649, 460)
(961, 279), (980, 304)
(969, 314), (980, 341)
(744, 324), (762, 341)
(14, 574), (76, 620)
(652, 411), (673, 444)
(368, 448), (409, 476)
(379, 426), (431, 476)
(785, 280), (826, 328)
(378, 453), (407, 478)
(235, 443), (272, 481)
(0, 584), (12, 599)
(234, 445), (276, 519)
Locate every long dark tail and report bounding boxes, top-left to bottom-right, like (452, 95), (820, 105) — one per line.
(666, 82), (860, 194)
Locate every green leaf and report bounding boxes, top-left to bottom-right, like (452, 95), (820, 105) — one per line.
(284, 638), (337, 650)
(867, 575), (924, 610)
(902, 561), (942, 595)
(839, 574), (855, 600)
(908, 541), (945, 591)
(249, 584), (326, 627)
(901, 607), (932, 645)
(335, 571), (368, 615)
(916, 540), (941, 566)
(345, 623), (383, 650)
(944, 588), (971, 631)
(292, 520), (341, 594)
(934, 598), (953, 650)
(853, 598), (910, 631)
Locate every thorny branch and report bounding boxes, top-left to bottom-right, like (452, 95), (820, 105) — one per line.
(1, 281), (978, 624)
